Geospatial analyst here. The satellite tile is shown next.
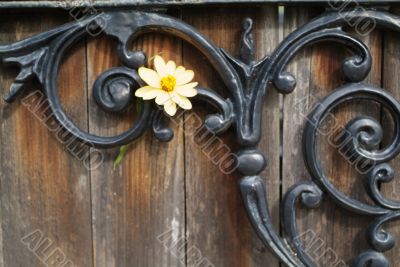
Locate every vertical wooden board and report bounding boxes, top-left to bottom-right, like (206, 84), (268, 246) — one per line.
(281, 7), (323, 265)
(251, 6), (281, 267)
(314, 29), (382, 266)
(182, 6), (280, 267)
(88, 9), (186, 267)
(0, 11), (93, 267)
(381, 6), (400, 264)
(282, 7), (382, 266)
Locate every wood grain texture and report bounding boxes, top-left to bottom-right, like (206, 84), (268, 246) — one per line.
(0, 11), (93, 267)
(283, 6), (384, 267)
(1, 5), (400, 267)
(87, 9), (186, 267)
(281, 7), (325, 266)
(381, 6), (400, 264)
(322, 28), (383, 266)
(251, 6), (281, 267)
(182, 6), (280, 267)
(310, 32), (382, 266)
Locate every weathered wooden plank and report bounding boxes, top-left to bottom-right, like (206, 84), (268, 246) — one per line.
(182, 6), (281, 267)
(0, 202), (2, 267)
(87, 9), (186, 267)
(0, 11), (93, 267)
(283, 6), (383, 266)
(281, 7), (323, 266)
(381, 6), (400, 264)
(317, 29), (383, 265)
(251, 6), (282, 267)
(1, 6), (400, 267)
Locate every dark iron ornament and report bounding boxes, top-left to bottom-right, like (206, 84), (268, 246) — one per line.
(2, 8), (400, 267)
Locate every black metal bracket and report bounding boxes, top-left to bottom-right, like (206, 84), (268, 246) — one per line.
(1, 8), (400, 267)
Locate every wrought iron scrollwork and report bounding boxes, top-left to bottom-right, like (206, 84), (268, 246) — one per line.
(3, 7), (400, 267)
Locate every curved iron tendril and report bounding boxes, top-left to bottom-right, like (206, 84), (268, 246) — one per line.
(3, 8), (400, 267)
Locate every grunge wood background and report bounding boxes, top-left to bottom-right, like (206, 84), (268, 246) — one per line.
(1, 3), (400, 267)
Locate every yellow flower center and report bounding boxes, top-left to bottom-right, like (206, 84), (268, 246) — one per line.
(160, 75), (176, 92)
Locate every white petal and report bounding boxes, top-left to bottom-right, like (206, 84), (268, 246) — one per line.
(163, 99), (177, 116)
(175, 82), (198, 97)
(165, 60), (176, 75)
(154, 55), (168, 78)
(155, 91), (171, 105)
(176, 86), (198, 97)
(175, 68), (194, 85)
(135, 86), (161, 100)
(174, 66), (186, 77)
(138, 67), (161, 88)
(171, 93), (192, 110)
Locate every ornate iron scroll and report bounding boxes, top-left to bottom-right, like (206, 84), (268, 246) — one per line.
(2, 8), (400, 267)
